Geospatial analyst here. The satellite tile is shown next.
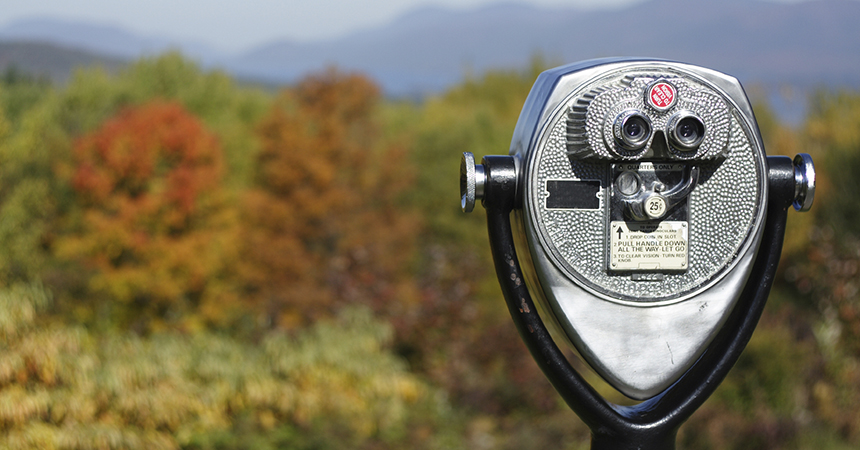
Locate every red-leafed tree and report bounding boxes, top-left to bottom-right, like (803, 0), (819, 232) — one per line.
(240, 69), (418, 328)
(57, 100), (240, 330)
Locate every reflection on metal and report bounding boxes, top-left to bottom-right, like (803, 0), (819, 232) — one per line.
(460, 58), (815, 450)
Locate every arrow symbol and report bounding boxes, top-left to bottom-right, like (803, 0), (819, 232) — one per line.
(617, 227), (623, 239)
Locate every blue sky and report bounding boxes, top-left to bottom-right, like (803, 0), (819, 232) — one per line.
(0, 0), (811, 53)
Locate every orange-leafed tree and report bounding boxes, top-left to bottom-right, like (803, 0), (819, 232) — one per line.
(56, 100), (240, 330)
(240, 69), (418, 328)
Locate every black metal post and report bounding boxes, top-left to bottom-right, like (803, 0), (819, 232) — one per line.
(482, 155), (796, 450)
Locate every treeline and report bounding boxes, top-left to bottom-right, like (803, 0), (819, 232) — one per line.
(0, 53), (859, 449)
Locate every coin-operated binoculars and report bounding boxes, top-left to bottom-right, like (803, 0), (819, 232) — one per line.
(460, 59), (815, 450)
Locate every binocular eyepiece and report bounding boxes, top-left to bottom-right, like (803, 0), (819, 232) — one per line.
(460, 58), (815, 449)
(614, 110), (652, 151)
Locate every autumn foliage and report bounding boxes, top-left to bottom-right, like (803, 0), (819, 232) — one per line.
(2, 54), (860, 448)
(57, 100), (238, 329)
(239, 70), (418, 328)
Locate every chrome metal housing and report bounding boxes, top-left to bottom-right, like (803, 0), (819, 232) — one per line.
(509, 59), (768, 399)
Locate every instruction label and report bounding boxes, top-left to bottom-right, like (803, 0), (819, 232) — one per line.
(609, 221), (688, 271)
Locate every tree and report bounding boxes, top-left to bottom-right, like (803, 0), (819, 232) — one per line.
(0, 282), (456, 450)
(239, 69), (419, 328)
(55, 100), (240, 330)
(0, 53), (270, 327)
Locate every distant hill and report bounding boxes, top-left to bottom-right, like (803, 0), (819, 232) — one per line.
(0, 41), (124, 84)
(0, 17), (221, 64)
(1, 0), (859, 99)
(227, 0), (860, 95)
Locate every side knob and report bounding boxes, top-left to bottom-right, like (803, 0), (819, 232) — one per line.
(460, 152), (485, 213)
(793, 153), (815, 212)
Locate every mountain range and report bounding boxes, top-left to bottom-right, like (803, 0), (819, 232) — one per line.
(1, 0), (859, 101)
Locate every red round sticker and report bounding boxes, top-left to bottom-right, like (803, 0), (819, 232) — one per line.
(648, 82), (676, 110)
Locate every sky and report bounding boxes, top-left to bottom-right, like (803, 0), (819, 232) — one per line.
(0, 0), (811, 54)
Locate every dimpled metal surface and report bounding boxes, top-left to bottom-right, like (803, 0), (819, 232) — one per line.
(529, 69), (762, 303)
(567, 73), (731, 160)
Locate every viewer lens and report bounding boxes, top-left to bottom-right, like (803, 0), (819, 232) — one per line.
(668, 112), (705, 151)
(625, 119), (645, 138)
(614, 111), (652, 151)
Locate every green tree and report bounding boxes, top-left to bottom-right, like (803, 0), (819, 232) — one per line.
(0, 88), (63, 287)
(0, 67), (52, 127)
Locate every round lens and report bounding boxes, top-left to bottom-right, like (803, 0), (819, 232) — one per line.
(676, 118), (701, 143)
(614, 111), (652, 151)
(668, 112), (705, 151)
(625, 119), (644, 139)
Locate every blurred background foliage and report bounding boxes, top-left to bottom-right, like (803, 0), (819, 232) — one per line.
(0, 53), (858, 448)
